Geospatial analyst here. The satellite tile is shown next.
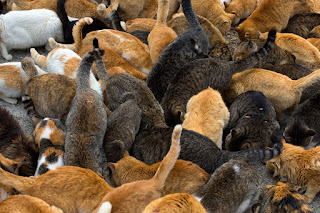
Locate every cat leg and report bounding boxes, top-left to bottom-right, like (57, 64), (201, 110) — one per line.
(0, 43), (12, 60)
(303, 185), (319, 203)
(0, 97), (18, 104)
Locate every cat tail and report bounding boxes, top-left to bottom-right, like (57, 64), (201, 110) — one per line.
(30, 48), (47, 69)
(56, 0), (70, 26)
(181, 0), (200, 27)
(21, 57), (38, 79)
(152, 124), (182, 190)
(232, 29), (276, 73)
(97, 2), (119, 21)
(93, 38), (112, 82)
(293, 69), (320, 91)
(0, 166), (31, 193)
(21, 95), (43, 126)
(155, 0), (170, 26)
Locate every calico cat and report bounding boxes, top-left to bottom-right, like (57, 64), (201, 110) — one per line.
(103, 92), (142, 163)
(195, 160), (261, 213)
(182, 87), (230, 149)
(33, 118), (66, 176)
(0, 107), (38, 176)
(132, 125), (283, 174)
(142, 193), (207, 213)
(0, 166), (113, 212)
(146, 0), (209, 102)
(92, 125), (182, 213)
(0, 195), (63, 213)
(224, 0), (261, 24)
(0, 9), (64, 60)
(253, 181), (313, 213)
(224, 91), (280, 151)
(266, 140), (320, 203)
(147, 0), (177, 64)
(283, 91), (320, 148)
(64, 46), (109, 183)
(223, 68), (320, 116)
(160, 29), (276, 126)
(109, 150), (209, 195)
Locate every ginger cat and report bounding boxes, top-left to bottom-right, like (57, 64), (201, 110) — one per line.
(0, 195), (63, 213)
(33, 118), (65, 176)
(142, 193), (207, 213)
(234, 0), (320, 40)
(148, 0), (178, 63)
(109, 150), (209, 196)
(223, 68), (320, 116)
(224, 0), (261, 24)
(307, 37), (320, 51)
(92, 125), (182, 213)
(266, 139), (320, 203)
(308, 25), (320, 38)
(124, 18), (156, 32)
(182, 87), (230, 149)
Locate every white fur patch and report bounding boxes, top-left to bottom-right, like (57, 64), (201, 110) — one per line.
(120, 21), (126, 31)
(0, 79), (21, 99)
(39, 125), (54, 141)
(122, 54), (131, 61)
(34, 155), (46, 176)
(237, 197), (253, 213)
(233, 164), (240, 173)
(47, 156), (64, 171)
(192, 195), (202, 203)
(141, 67), (150, 74)
(0, 189), (9, 203)
(97, 201), (112, 213)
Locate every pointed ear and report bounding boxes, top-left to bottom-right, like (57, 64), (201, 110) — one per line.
(306, 129), (316, 137)
(122, 150), (130, 157)
(227, 13), (236, 19)
(231, 128), (242, 138)
(224, 1), (230, 7)
(281, 137), (286, 143)
(108, 162), (117, 173)
(234, 27), (240, 32)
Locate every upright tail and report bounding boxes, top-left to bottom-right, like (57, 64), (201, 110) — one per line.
(181, 0), (200, 28)
(152, 124), (182, 190)
(56, 0), (70, 26)
(293, 69), (320, 91)
(92, 38), (111, 82)
(21, 57), (38, 79)
(156, 0), (170, 26)
(232, 29), (276, 73)
(30, 48), (47, 69)
(0, 166), (31, 193)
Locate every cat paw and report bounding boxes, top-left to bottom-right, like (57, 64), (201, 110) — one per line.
(3, 54), (12, 60)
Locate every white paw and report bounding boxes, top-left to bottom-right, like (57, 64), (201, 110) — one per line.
(3, 54), (12, 60)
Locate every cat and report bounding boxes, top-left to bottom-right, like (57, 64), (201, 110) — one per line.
(33, 118), (66, 176)
(123, 18), (156, 32)
(142, 193), (207, 213)
(182, 87), (230, 149)
(92, 124), (182, 213)
(307, 26), (320, 38)
(109, 150), (209, 195)
(283, 91), (320, 148)
(307, 37), (320, 51)
(253, 181), (313, 213)
(0, 195), (63, 213)
(224, 91), (280, 151)
(0, 59), (46, 104)
(0, 9), (64, 60)
(224, 0), (261, 24)
(64, 46), (110, 183)
(0, 166), (113, 212)
(160, 29), (276, 127)
(195, 160), (261, 213)
(223, 68), (320, 116)
(0, 106), (38, 176)
(266, 140), (320, 203)
(146, 0), (209, 102)
(147, 0), (177, 64)
(132, 125), (283, 174)
(234, 0), (320, 40)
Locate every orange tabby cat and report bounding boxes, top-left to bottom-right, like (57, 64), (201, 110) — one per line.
(182, 87), (230, 149)
(148, 0), (178, 63)
(307, 38), (320, 51)
(224, 0), (262, 24)
(142, 193), (207, 213)
(0, 195), (63, 213)
(109, 150), (209, 196)
(124, 18), (157, 32)
(266, 139), (320, 203)
(223, 68), (320, 116)
(92, 125), (182, 213)
(307, 25), (320, 38)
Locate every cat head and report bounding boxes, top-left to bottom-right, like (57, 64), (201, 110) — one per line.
(215, 15), (233, 36)
(252, 181), (312, 213)
(232, 40), (258, 61)
(283, 118), (315, 147)
(234, 26), (260, 41)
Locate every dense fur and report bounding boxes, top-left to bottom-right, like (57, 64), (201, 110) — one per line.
(266, 140), (320, 203)
(160, 30), (276, 126)
(0, 9), (64, 60)
(182, 87), (230, 149)
(92, 125), (182, 213)
(224, 91), (280, 151)
(223, 68), (320, 116)
(109, 150), (209, 195)
(146, 0), (209, 102)
(224, 0), (261, 24)
(195, 160), (261, 213)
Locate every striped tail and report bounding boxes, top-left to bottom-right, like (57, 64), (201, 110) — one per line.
(30, 48), (47, 69)
(293, 69), (320, 91)
(21, 57), (38, 79)
(181, 0), (200, 28)
(152, 124), (182, 190)
(21, 95), (43, 125)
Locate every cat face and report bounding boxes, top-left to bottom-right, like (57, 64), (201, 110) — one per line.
(233, 40), (258, 61)
(283, 119), (315, 147)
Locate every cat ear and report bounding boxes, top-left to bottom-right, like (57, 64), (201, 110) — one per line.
(223, 1), (230, 7)
(305, 129), (316, 137)
(122, 150), (130, 157)
(108, 163), (117, 173)
(231, 128), (242, 139)
(251, 203), (260, 213)
(226, 13), (236, 20)
(234, 27), (240, 33)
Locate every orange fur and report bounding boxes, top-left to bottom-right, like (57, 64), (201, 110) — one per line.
(125, 18), (157, 32)
(224, 0), (262, 24)
(307, 38), (320, 51)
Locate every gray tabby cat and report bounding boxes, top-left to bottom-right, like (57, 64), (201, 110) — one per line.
(64, 46), (110, 184)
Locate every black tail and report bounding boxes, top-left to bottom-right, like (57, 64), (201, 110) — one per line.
(181, 0), (200, 28)
(93, 38), (99, 49)
(231, 29), (277, 73)
(57, 0), (70, 25)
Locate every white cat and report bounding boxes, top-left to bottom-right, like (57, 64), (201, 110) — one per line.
(0, 9), (64, 60)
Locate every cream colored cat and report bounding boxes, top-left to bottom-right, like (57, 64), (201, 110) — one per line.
(223, 68), (320, 116)
(182, 87), (230, 149)
(224, 0), (262, 24)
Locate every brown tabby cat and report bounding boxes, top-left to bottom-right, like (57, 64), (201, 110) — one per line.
(142, 193), (207, 213)
(109, 150), (209, 196)
(253, 181), (313, 213)
(223, 68), (320, 116)
(266, 139), (320, 203)
(92, 125), (182, 213)
(0, 195), (63, 213)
